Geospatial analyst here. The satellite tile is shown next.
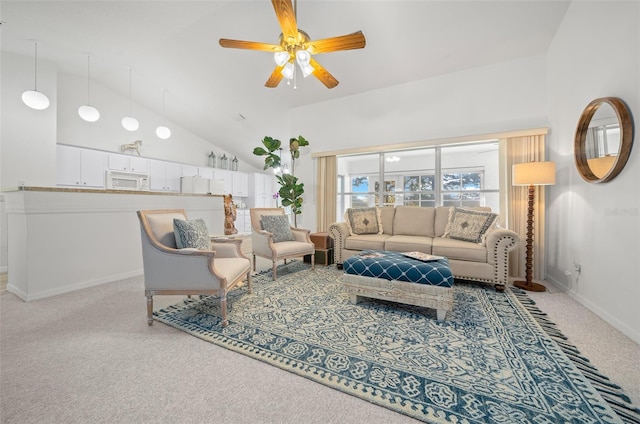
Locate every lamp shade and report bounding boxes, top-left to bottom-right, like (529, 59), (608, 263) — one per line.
(22, 41), (50, 110)
(281, 62), (295, 79)
(121, 116), (139, 131)
(78, 105), (100, 122)
(22, 90), (50, 110)
(274, 51), (290, 67)
(512, 161), (556, 186)
(155, 126), (171, 140)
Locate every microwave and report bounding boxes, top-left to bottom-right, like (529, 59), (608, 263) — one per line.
(106, 170), (150, 191)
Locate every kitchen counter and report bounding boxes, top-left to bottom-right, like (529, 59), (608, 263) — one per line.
(4, 188), (224, 301)
(9, 186), (223, 197)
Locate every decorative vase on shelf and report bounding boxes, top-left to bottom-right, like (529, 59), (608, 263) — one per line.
(208, 151), (216, 168)
(220, 154), (228, 169)
(231, 156), (239, 171)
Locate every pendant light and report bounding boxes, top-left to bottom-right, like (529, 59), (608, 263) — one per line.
(21, 40), (50, 110)
(78, 54), (100, 122)
(121, 67), (139, 131)
(155, 89), (171, 140)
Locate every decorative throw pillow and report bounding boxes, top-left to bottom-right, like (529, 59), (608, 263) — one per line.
(443, 207), (498, 244)
(261, 215), (295, 243)
(173, 218), (210, 250)
(345, 207), (383, 235)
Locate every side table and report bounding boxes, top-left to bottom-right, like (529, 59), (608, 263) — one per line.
(304, 232), (334, 266)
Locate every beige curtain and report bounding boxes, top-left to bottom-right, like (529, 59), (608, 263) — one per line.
(505, 134), (547, 280)
(316, 156), (337, 232)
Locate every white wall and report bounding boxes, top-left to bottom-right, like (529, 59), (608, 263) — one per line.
(0, 51), (259, 271)
(290, 55), (549, 230)
(56, 72), (254, 169)
(546, 1), (640, 342)
(1, 52), (58, 190)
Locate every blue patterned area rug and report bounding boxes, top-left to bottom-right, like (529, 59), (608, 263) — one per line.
(155, 262), (640, 423)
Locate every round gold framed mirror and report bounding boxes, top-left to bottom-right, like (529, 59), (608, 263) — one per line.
(574, 97), (634, 183)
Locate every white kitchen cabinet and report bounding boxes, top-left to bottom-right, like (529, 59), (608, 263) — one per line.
(183, 166), (215, 179)
(249, 172), (277, 208)
(198, 167), (215, 180)
(182, 165), (199, 177)
(107, 153), (148, 173)
(234, 209), (252, 233)
(149, 159), (182, 192)
(56, 145), (106, 188)
(232, 171), (249, 197)
(214, 170), (232, 195)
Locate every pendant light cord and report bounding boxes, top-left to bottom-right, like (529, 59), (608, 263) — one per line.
(128, 67), (133, 114)
(86, 55), (91, 104)
(33, 41), (39, 91)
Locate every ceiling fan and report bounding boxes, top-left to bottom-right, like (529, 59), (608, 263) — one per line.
(219, 0), (366, 89)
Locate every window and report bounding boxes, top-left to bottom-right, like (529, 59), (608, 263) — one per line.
(350, 176), (371, 208)
(336, 141), (499, 219)
(403, 175), (435, 207)
(442, 171), (483, 207)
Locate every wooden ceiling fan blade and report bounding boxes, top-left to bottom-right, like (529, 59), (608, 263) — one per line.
(219, 39), (283, 52)
(309, 58), (339, 89)
(306, 31), (366, 55)
(271, 0), (298, 41)
(265, 65), (285, 88)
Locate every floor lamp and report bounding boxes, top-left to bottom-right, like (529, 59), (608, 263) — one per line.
(512, 161), (556, 292)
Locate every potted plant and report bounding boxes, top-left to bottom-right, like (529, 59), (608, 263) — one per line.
(253, 135), (309, 227)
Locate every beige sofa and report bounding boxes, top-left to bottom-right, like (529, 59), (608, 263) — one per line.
(328, 206), (520, 290)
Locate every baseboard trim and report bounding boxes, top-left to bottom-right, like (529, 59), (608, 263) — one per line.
(546, 274), (640, 344)
(0, 272), (7, 294)
(7, 270), (143, 302)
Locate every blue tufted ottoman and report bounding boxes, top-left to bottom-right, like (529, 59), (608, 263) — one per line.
(342, 250), (454, 320)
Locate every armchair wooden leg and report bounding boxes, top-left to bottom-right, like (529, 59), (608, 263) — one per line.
(252, 254), (256, 272)
(311, 253), (315, 270)
(220, 293), (229, 327)
(146, 292), (154, 326)
(272, 261), (277, 281)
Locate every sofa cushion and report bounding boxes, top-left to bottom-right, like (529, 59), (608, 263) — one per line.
(380, 206), (395, 234)
(261, 215), (295, 243)
(345, 207), (383, 235)
(345, 234), (390, 251)
(393, 206), (435, 237)
(434, 207), (452, 237)
(384, 235), (433, 254)
(432, 237), (487, 263)
(443, 207), (498, 244)
(173, 218), (210, 250)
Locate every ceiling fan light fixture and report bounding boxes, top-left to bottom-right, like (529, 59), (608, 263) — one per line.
(295, 50), (311, 66)
(299, 62), (314, 78)
(281, 62), (295, 79)
(274, 51), (290, 67)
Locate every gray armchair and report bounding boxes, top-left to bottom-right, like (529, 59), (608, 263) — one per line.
(137, 209), (251, 327)
(250, 208), (315, 280)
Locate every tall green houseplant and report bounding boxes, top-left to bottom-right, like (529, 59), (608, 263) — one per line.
(253, 135), (309, 227)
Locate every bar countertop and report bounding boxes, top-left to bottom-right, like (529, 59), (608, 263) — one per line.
(6, 186), (223, 197)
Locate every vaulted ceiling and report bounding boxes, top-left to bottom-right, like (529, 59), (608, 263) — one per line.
(1, 1), (570, 163)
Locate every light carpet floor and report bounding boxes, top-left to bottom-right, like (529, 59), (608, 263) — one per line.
(1, 257), (638, 424)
